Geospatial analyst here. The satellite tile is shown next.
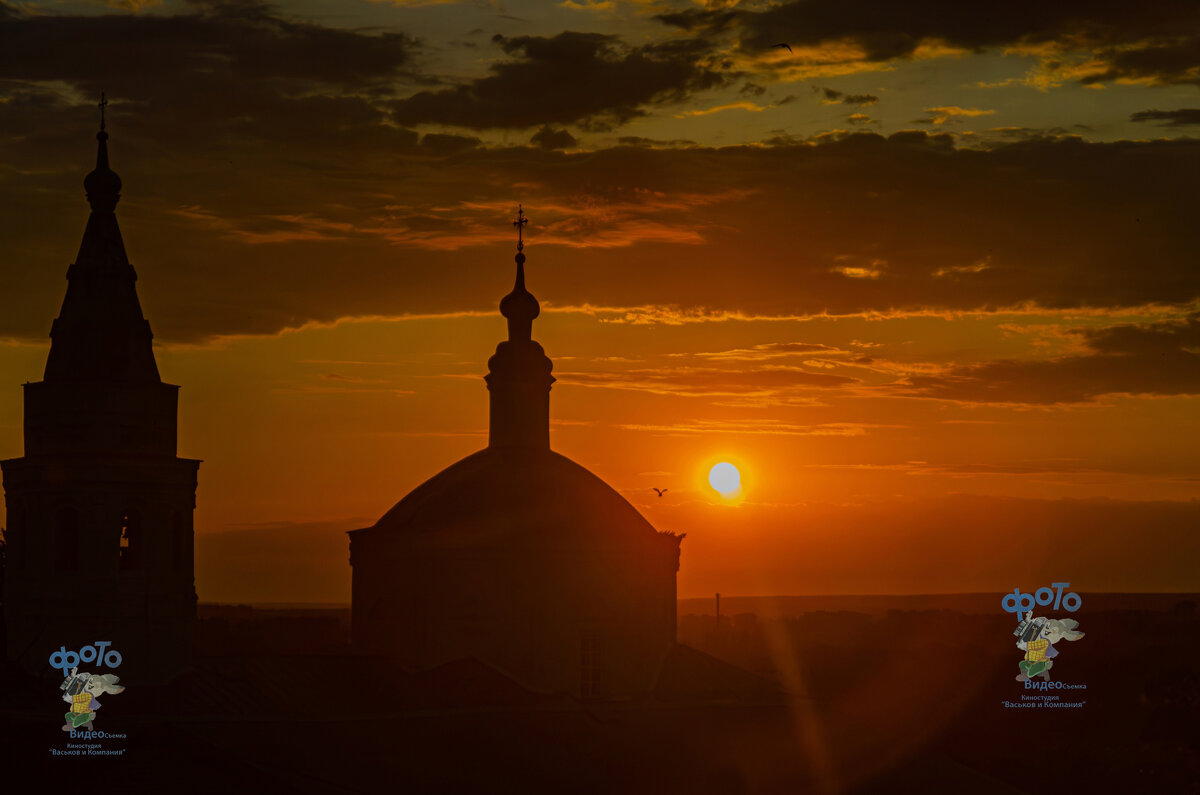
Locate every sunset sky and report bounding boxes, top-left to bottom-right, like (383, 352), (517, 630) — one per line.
(1, 0), (1198, 603)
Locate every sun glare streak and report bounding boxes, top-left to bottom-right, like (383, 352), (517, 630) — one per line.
(760, 605), (840, 795)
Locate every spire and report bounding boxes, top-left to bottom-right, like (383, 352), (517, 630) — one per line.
(499, 204), (540, 342)
(84, 92), (122, 213)
(42, 97), (160, 383)
(486, 205), (554, 450)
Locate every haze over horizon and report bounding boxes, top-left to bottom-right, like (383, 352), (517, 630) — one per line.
(2, 0), (1199, 603)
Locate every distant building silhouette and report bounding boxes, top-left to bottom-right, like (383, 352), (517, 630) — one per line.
(1, 105), (199, 682)
(350, 208), (683, 699)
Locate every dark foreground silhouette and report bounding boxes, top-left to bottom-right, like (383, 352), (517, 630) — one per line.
(4, 594), (1198, 793)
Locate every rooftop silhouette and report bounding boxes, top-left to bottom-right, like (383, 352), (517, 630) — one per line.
(2, 102), (199, 683)
(46, 93), (159, 385)
(349, 207), (683, 699)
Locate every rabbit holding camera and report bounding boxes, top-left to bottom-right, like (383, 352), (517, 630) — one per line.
(60, 666), (125, 732)
(1015, 615), (1085, 682)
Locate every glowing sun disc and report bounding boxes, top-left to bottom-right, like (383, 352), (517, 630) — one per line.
(708, 462), (741, 495)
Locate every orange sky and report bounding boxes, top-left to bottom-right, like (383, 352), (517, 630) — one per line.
(1, 0), (1199, 602)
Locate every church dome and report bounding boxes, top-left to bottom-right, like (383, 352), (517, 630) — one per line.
(364, 447), (659, 547)
(349, 210), (680, 699)
(499, 252), (539, 331)
(356, 208), (662, 549)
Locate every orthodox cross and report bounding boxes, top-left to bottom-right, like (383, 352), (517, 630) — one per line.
(99, 92), (108, 131)
(513, 204), (528, 252)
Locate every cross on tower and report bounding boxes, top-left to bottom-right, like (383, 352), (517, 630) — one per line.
(99, 92), (108, 131)
(513, 204), (528, 251)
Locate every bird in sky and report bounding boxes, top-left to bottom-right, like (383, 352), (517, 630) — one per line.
(653, 488), (668, 497)
(772, 43), (793, 53)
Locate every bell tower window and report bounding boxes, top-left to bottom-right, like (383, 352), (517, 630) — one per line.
(119, 510), (141, 570)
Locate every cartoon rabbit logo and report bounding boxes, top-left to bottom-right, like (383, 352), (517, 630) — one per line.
(60, 666), (124, 732)
(1014, 615), (1085, 682)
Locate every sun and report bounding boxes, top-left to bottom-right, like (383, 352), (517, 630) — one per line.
(708, 462), (742, 498)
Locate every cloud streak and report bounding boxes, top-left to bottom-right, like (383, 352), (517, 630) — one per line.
(556, 364), (857, 398)
(1131, 108), (1200, 126)
(657, 1), (1200, 88)
(905, 315), (1200, 404)
(392, 31), (729, 129)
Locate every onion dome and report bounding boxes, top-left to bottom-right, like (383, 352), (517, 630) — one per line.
(499, 205), (540, 342)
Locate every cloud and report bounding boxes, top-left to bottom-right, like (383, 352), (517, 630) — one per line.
(691, 342), (846, 361)
(615, 135), (698, 147)
(1131, 108), (1200, 126)
(102, 0), (164, 9)
(4, 6), (1189, 347)
(558, 0), (616, 9)
(420, 132), (482, 155)
(1080, 39), (1200, 87)
(391, 31), (729, 129)
(0, 0), (416, 89)
(834, 264), (884, 279)
(933, 260), (989, 277)
(0, 1), (422, 161)
(905, 315), (1200, 404)
(657, 1), (1200, 88)
(815, 87), (879, 105)
(530, 125), (578, 150)
(675, 100), (765, 117)
(3, 105), (1199, 343)
(918, 106), (996, 125)
(556, 364), (857, 398)
(614, 420), (884, 437)
(982, 126), (1087, 140)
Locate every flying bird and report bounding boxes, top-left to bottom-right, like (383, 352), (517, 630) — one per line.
(772, 43), (793, 53)
(653, 488), (668, 498)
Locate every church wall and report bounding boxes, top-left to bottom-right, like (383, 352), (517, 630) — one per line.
(2, 454), (199, 682)
(23, 381), (180, 456)
(1, 120), (198, 685)
(348, 218), (680, 701)
(350, 527), (680, 699)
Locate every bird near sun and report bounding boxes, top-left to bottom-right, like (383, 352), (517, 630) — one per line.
(653, 488), (668, 498)
(708, 463), (742, 498)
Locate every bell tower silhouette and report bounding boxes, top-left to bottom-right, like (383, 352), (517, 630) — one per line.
(1, 97), (199, 682)
(486, 205), (555, 450)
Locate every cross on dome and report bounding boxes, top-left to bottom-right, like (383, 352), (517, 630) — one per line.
(513, 204), (528, 252)
(84, 92), (121, 212)
(499, 203), (540, 343)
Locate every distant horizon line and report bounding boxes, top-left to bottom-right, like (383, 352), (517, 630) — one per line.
(200, 591), (1200, 609)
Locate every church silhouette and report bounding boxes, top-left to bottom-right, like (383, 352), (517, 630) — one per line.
(1, 108), (683, 698)
(2, 100), (199, 683)
(350, 208), (684, 700)
(0, 97), (1181, 795)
